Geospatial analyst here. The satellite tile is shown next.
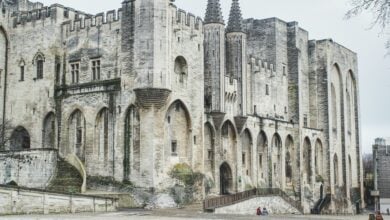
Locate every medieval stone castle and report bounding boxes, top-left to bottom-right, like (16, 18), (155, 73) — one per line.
(0, 0), (363, 214)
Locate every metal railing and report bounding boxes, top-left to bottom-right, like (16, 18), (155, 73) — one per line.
(204, 188), (303, 213)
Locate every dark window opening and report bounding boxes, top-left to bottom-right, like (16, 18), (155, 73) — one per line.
(266, 84), (270, 95)
(56, 63), (61, 84)
(208, 150), (213, 160)
(71, 63), (80, 84)
(304, 115), (308, 127)
(92, 60), (101, 80)
(171, 141), (177, 155)
(20, 66), (24, 81)
(242, 153), (246, 165)
(36, 59), (44, 79)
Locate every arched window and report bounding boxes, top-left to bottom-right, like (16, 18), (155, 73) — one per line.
(174, 56), (188, 83)
(19, 59), (25, 81)
(33, 52), (45, 79)
(10, 127), (30, 150)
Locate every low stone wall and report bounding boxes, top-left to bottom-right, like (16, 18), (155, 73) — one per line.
(0, 186), (117, 215)
(214, 196), (300, 215)
(0, 149), (57, 188)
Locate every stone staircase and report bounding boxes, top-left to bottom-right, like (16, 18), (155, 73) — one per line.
(48, 159), (83, 193)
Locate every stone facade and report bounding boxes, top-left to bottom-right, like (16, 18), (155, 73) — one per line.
(0, 0), (363, 214)
(373, 138), (390, 213)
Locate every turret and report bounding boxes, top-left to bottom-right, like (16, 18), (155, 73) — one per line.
(226, 0), (247, 115)
(204, 0), (226, 112)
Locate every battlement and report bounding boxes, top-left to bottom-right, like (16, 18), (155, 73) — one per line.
(62, 9), (122, 33)
(171, 5), (203, 31)
(248, 56), (276, 75)
(10, 3), (90, 28)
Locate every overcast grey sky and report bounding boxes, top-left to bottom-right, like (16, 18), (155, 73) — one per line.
(39, 0), (390, 154)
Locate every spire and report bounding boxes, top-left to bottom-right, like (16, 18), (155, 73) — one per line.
(227, 0), (244, 33)
(204, 0), (224, 24)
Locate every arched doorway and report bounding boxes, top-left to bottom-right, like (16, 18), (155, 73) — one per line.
(220, 162), (233, 195)
(43, 112), (56, 149)
(10, 127), (30, 150)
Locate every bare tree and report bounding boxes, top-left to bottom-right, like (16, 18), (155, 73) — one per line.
(346, 0), (390, 51)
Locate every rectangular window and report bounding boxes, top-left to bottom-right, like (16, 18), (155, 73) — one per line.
(20, 66), (24, 81)
(171, 141), (177, 155)
(37, 60), (44, 79)
(304, 114), (308, 127)
(92, 60), (101, 81)
(70, 63), (80, 84)
(254, 105), (257, 114)
(242, 153), (246, 165)
(283, 66), (286, 75)
(56, 63), (61, 84)
(266, 84), (270, 95)
(194, 136), (197, 144)
(208, 150), (213, 160)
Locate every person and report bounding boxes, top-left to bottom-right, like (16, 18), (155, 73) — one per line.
(376, 211), (384, 220)
(256, 207), (262, 216)
(262, 207), (269, 216)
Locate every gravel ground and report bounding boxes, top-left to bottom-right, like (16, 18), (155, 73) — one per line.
(0, 209), (382, 220)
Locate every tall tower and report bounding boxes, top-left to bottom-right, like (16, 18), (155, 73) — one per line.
(226, 0), (247, 115)
(204, 0), (225, 113)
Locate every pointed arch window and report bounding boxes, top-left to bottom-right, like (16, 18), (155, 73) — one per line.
(33, 52), (45, 80)
(19, 59), (25, 81)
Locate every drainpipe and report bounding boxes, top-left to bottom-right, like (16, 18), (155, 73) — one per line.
(1, 34), (8, 150)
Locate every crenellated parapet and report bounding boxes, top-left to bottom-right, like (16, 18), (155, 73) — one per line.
(61, 9), (121, 34)
(248, 56), (276, 76)
(171, 5), (203, 31)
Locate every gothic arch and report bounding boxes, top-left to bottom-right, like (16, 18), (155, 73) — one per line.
(10, 126), (30, 150)
(271, 133), (282, 187)
(285, 135), (294, 185)
(303, 137), (312, 184)
(95, 107), (110, 161)
(204, 122), (215, 178)
(67, 109), (86, 161)
(221, 120), (237, 164)
(165, 100), (192, 162)
(241, 129), (253, 178)
(257, 131), (268, 181)
(42, 112), (56, 149)
(124, 105), (140, 181)
(315, 139), (324, 177)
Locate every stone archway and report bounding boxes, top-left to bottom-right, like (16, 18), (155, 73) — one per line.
(10, 127), (30, 150)
(220, 162), (233, 195)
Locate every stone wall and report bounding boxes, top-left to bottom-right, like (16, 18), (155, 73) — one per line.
(0, 149), (57, 188)
(0, 186), (117, 215)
